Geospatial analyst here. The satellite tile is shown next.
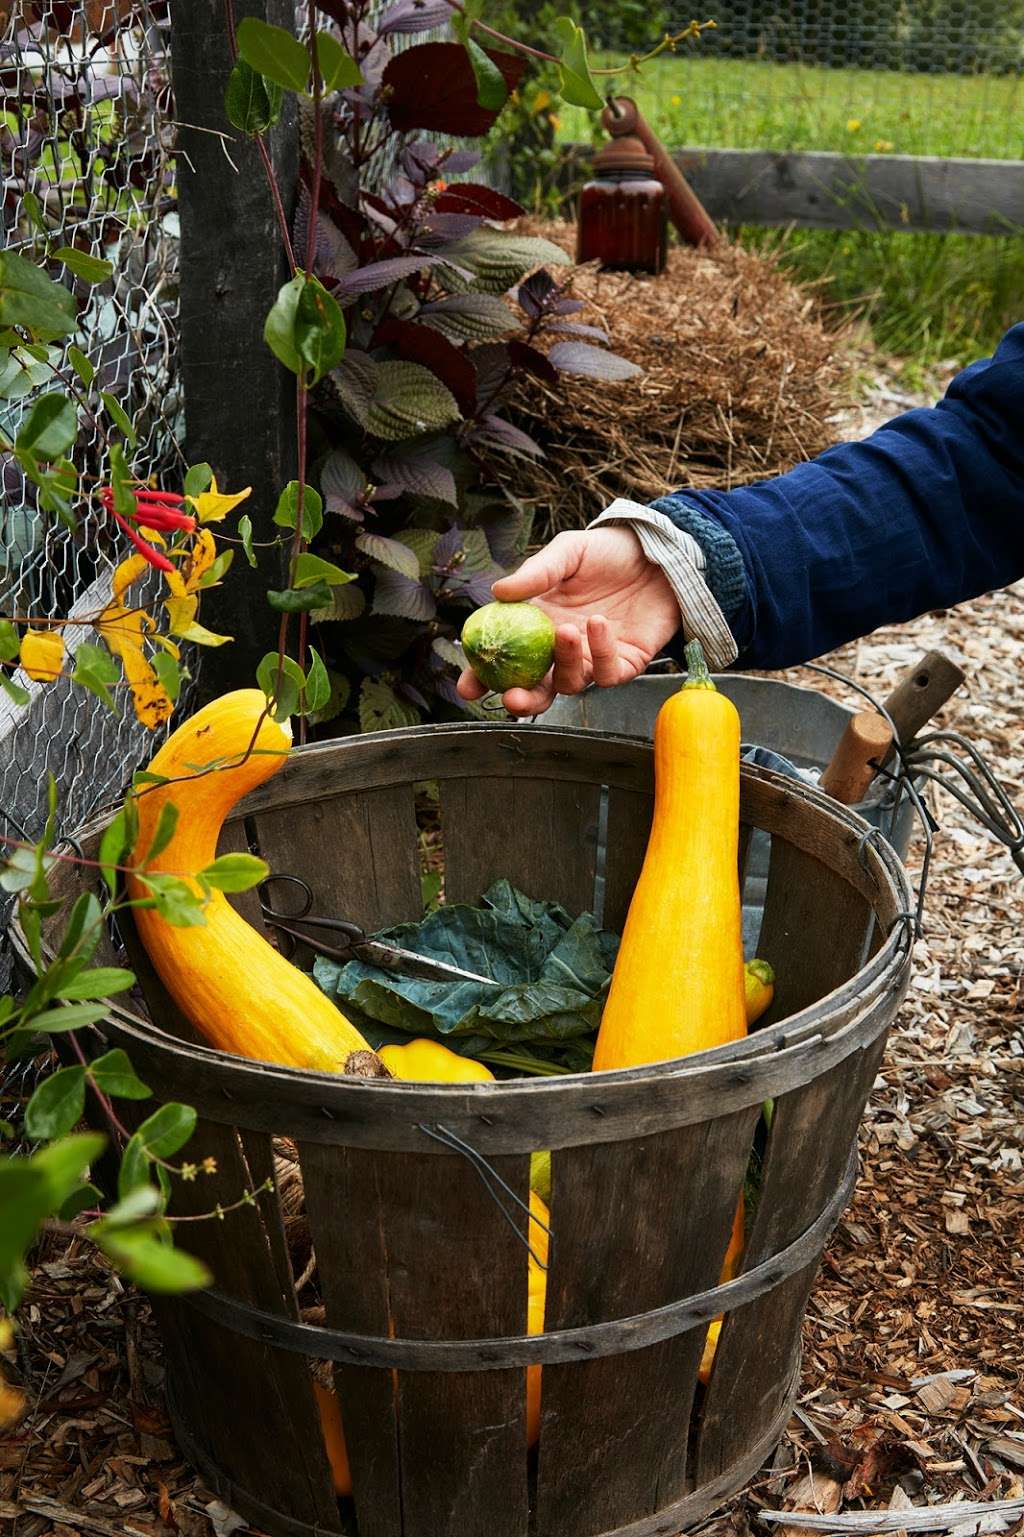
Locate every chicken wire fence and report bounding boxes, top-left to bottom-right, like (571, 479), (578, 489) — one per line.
(647, 0), (1024, 159)
(1, 1), (181, 985)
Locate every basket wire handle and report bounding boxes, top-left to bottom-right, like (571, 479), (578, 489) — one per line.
(417, 1122), (551, 1270)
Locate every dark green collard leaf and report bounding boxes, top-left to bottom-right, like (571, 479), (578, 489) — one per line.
(314, 880), (619, 1048)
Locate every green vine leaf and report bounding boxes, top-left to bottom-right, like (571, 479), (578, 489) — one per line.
(256, 651), (307, 722)
(265, 272), (345, 387)
(552, 17), (604, 111)
(100, 391), (136, 447)
(67, 345), (95, 388)
(273, 480), (324, 540)
(24, 1065), (87, 1141)
(315, 32), (361, 92)
(52, 247), (113, 285)
(238, 514), (257, 568)
(453, 16), (509, 111)
(118, 1103), (197, 1199)
(303, 647), (331, 715)
(55, 968), (135, 1002)
(0, 251), (78, 338)
(294, 552), (354, 589)
(236, 17), (309, 94)
(88, 1048), (152, 1100)
(90, 1222), (212, 1294)
(197, 853), (270, 893)
(0, 1134), (106, 1309)
(16, 393), (77, 461)
(224, 57), (284, 134)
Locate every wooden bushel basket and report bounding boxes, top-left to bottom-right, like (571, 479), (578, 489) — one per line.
(19, 724), (913, 1537)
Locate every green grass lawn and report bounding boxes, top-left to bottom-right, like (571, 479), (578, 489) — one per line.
(558, 54), (1024, 371)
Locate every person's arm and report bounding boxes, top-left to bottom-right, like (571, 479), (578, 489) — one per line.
(459, 324), (1024, 712)
(638, 322), (1024, 669)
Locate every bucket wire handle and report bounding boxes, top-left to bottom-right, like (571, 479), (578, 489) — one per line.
(417, 1122), (551, 1270)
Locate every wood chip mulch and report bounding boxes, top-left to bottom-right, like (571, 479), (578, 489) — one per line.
(2, 583), (1022, 1537)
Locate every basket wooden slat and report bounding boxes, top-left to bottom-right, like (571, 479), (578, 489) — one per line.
(601, 785), (652, 932)
(757, 836), (875, 1021)
(534, 1108), (758, 1537)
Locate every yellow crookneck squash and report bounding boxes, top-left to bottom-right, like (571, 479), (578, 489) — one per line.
(313, 1040), (549, 1494)
(591, 642), (748, 1386)
(125, 689), (379, 1077)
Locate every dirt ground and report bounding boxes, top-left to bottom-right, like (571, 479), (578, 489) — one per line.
(2, 606), (1022, 1531)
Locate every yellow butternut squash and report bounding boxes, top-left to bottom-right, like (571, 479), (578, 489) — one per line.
(591, 642), (748, 1385)
(126, 689), (379, 1076)
(744, 958), (775, 1026)
(593, 642), (746, 1070)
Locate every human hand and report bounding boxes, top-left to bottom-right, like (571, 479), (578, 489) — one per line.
(457, 526), (681, 716)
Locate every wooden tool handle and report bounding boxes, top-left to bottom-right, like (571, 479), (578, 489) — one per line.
(820, 711), (895, 806)
(604, 97), (718, 248)
(881, 650), (966, 755)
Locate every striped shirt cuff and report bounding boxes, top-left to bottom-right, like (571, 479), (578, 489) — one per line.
(589, 499), (738, 670)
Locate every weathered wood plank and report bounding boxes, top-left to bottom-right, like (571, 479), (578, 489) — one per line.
(163, 1120), (341, 1531)
(441, 776), (602, 914)
(601, 786), (652, 934)
(562, 143), (1024, 234)
(247, 783), (422, 959)
(169, 0), (296, 693)
(694, 1035), (890, 1485)
(756, 839), (872, 1023)
(535, 1111), (759, 1537)
(301, 1142), (532, 1537)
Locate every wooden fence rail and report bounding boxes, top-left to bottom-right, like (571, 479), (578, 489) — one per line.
(562, 146), (1024, 235)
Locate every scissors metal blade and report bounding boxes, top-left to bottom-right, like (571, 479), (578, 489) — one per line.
(351, 939), (502, 989)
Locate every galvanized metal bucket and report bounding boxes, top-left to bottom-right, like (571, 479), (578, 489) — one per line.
(537, 673), (917, 954)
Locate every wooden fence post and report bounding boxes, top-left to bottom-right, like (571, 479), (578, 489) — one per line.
(170, 0), (298, 697)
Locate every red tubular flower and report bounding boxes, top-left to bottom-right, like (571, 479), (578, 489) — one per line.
(99, 485), (197, 574)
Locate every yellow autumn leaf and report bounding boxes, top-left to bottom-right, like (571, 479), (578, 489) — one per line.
(162, 546), (231, 646)
(19, 628), (64, 683)
(0, 1374), (25, 1429)
(188, 476), (252, 525)
(96, 555), (174, 731)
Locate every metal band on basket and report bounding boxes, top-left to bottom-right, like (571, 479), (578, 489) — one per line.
(177, 1150), (858, 1372)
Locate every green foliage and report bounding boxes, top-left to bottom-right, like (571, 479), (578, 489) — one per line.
(225, 59), (284, 134)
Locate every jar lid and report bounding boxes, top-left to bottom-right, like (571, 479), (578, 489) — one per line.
(592, 133), (656, 179)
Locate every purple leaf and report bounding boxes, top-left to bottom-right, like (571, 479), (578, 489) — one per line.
(469, 343), (511, 404)
(456, 571), (501, 606)
(435, 184), (524, 221)
(294, 185), (358, 281)
(372, 568), (438, 622)
(371, 452), (458, 506)
(334, 254), (442, 298)
(403, 141), (440, 181)
(398, 681), (431, 711)
(433, 523), (464, 569)
(550, 296), (584, 315)
(372, 318), (478, 415)
(508, 340), (558, 386)
(330, 350), (378, 422)
(383, 43), (526, 137)
(475, 414), (545, 458)
(478, 509), (527, 567)
(378, 0), (452, 35)
(367, 482), (407, 503)
(547, 342), (642, 382)
(517, 269), (557, 317)
(417, 212), (487, 241)
(320, 448), (366, 507)
(546, 321), (611, 342)
(356, 530), (422, 580)
(440, 150), (481, 176)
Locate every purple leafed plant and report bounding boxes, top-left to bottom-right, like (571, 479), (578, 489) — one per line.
(292, 6), (639, 732)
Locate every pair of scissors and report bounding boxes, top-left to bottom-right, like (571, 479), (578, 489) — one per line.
(257, 874), (502, 989)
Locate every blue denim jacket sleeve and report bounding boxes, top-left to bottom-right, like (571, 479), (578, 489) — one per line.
(651, 322), (1024, 670)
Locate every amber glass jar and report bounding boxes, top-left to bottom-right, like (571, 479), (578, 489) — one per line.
(576, 134), (668, 276)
